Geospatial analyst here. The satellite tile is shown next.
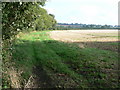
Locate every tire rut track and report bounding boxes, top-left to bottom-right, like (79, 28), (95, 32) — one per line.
(24, 40), (55, 88)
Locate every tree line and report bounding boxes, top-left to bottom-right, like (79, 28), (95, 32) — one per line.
(56, 23), (119, 30)
(2, 1), (57, 88)
(2, 1), (57, 40)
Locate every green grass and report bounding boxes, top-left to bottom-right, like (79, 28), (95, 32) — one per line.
(10, 31), (119, 88)
(108, 42), (119, 45)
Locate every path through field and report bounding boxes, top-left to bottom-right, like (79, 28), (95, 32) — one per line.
(12, 30), (119, 88)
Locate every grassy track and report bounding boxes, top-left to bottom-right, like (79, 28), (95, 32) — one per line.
(10, 31), (119, 88)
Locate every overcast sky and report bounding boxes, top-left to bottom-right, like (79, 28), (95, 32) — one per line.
(43, 0), (119, 25)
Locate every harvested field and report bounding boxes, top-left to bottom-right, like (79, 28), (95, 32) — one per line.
(50, 30), (119, 42)
(50, 30), (119, 52)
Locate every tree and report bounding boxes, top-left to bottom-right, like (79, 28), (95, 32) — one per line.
(34, 8), (57, 30)
(2, 1), (46, 40)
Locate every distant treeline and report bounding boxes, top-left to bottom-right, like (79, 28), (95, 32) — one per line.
(56, 23), (120, 30)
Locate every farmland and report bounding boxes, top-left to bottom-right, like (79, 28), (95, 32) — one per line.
(50, 30), (119, 52)
(2, 1), (119, 89)
(4, 30), (119, 88)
